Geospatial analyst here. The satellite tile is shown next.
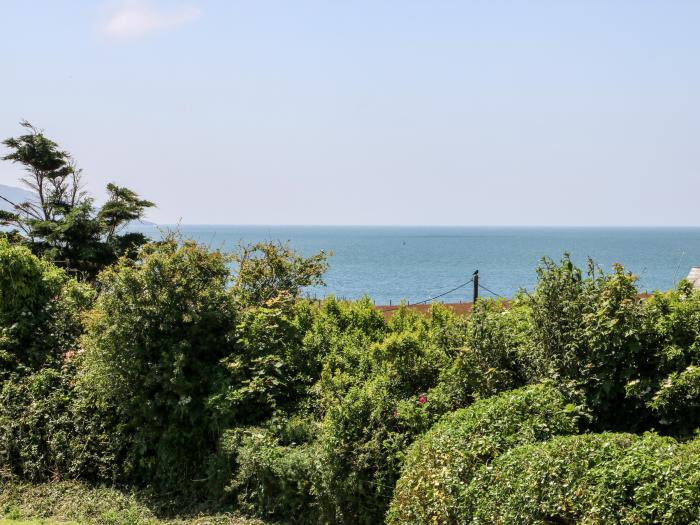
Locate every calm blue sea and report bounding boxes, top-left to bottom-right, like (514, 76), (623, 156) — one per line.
(134, 226), (700, 305)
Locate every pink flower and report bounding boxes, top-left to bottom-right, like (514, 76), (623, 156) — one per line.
(63, 350), (76, 363)
(418, 394), (427, 405)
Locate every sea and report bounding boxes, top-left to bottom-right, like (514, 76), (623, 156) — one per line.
(133, 225), (700, 306)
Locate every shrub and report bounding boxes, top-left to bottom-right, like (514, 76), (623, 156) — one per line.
(0, 361), (123, 483)
(232, 241), (328, 307)
(0, 242), (101, 482)
(227, 425), (317, 522)
(209, 299), (321, 427)
(311, 304), (465, 524)
(313, 374), (425, 525)
(209, 242), (331, 426)
(0, 238), (93, 377)
(625, 285), (700, 434)
(305, 296), (388, 400)
(525, 255), (651, 429)
(648, 365), (700, 435)
(386, 383), (583, 525)
(79, 239), (238, 492)
(468, 432), (700, 524)
(429, 299), (528, 411)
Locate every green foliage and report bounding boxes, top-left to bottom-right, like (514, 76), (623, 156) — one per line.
(232, 241), (328, 306)
(429, 299), (528, 410)
(0, 238), (93, 377)
(1, 121), (154, 279)
(0, 238), (65, 315)
(311, 303), (464, 524)
(0, 243), (106, 483)
(4, 229), (700, 524)
(624, 284), (700, 435)
(468, 432), (700, 524)
(648, 365), (700, 434)
(207, 242), (329, 427)
(519, 255), (700, 432)
(80, 238), (238, 492)
(387, 383), (583, 525)
(98, 184), (155, 241)
(227, 424), (317, 522)
(525, 255), (647, 428)
(0, 362), (122, 483)
(209, 299), (320, 428)
(314, 375), (419, 524)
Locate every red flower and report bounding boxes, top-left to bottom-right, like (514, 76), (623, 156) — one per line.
(418, 394), (427, 405)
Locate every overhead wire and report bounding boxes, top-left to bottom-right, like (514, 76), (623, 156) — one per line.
(478, 283), (507, 299)
(382, 278), (473, 311)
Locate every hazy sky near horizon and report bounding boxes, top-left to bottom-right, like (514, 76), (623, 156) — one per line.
(1, 1), (699, 225)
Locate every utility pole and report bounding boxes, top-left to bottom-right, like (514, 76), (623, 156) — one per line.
(473, 269), (479, 303)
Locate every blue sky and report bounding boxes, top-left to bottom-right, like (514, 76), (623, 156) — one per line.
(1, 1), (699, 225)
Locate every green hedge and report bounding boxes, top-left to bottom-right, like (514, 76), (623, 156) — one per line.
(469, 433), (700, 524)
(386, 383), (583, 524)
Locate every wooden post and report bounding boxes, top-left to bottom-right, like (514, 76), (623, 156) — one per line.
(473, 270), (479, 303)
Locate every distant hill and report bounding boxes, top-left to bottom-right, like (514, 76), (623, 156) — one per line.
(0, 184), (156, 226)
(0, 184), (37, 211)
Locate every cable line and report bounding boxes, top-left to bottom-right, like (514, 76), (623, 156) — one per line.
(478, 283), (507, 299)
(383, 278), (473, 310)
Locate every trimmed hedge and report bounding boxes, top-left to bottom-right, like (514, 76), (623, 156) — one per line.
(386, 383), (582, 524)
(469, 433), (700, 524)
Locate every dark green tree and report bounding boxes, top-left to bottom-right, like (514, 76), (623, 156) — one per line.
(1, 121), (154, 278)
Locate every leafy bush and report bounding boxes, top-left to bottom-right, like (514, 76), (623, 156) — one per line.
(625, 284), (700, 434)
(227, 425), (317, 522)
(0, 361), (122, 483)
(209, 299), (321, 427)
(79, 239), (238, 492)
(0, 238), (93, 377)
(520, 259), (700, 436)
(232, 241), (328, 307)
(312, 304), (464, 524)
(428, 299), (528, 411)
(0, 242), (116, 484)
(648, 365), (700, 434)
(525, 255), (648, 429)
(5, 233), (700, 524)
(314, 375), (420, 524)
(386, 383), (583, 525)
(468, 432), (700, 524)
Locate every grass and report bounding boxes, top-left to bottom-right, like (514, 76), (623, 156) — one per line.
(0, 481), (266, 525)
(0, 518), (78, 525)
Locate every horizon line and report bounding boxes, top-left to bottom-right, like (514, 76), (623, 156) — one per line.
(141, 223), (700, 229)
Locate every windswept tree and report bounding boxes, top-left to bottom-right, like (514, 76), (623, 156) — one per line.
(1, 121), (154, 278)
